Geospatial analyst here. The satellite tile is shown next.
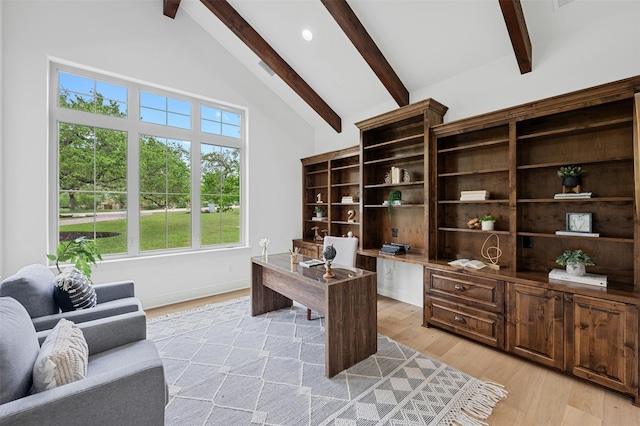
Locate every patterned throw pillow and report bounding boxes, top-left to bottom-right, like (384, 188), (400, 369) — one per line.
(32, 318), (88, 392)
(53, 268), (97, 312)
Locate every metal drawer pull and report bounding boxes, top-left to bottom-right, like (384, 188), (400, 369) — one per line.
(454, 284), (465, 291)
(454, 315), (466, 324)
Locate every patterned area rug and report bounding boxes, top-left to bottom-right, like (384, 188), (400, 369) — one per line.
(148, 297), (506, 425)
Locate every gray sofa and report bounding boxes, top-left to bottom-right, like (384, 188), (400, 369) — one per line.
(0, 264), (142, 332)
(0, 296), (167, 426)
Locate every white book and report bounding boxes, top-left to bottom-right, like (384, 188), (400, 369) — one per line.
(460, 190), (489, 196)
(548, 268), (607, 287)
(554, 192), (592, 199)
(299, 259), (325, 268)
(555, 230), (600, 237)
(447, 259), (486, 269)
(460, 195), (489, 200)
(311, 216), (327, 221)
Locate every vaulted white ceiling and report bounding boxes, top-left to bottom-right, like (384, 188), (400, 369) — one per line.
(173, 0), (636, 133)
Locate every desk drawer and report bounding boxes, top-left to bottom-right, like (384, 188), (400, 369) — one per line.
(425, 268), (504, 313)
(425, 296), (504, 349)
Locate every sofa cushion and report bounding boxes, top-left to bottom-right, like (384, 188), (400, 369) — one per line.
(0, 264), (58, 318)
(0, 297), (40, 404)
(54, 267), (97, 312)
(32, 318), (88, 393)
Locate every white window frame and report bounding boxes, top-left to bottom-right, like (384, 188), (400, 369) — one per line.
(48, 60), (248, 258)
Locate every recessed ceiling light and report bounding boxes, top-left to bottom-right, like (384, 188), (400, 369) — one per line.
(302, 29), (313, 41)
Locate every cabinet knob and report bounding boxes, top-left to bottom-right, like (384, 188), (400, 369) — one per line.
(565, 297), (573, 303)
(454, 315), (466, 324)
(454, 284), (465, 291)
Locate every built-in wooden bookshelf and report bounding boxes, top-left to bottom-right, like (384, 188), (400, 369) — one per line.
(356, 99), (448, 260)
(425, 76), (640, 404)
(295, 146), (374, 269)
(295, 76), (640, 403)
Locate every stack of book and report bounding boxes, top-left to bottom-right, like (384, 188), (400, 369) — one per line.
(460, 190), (489, 201)
(341, 196), (355, 204)
(554, 192), (592, 199)
(548, 268), (607, 287)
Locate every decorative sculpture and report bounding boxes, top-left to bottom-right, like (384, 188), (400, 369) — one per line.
(312, 226), (323, 241)
(322, 244), (337, 279)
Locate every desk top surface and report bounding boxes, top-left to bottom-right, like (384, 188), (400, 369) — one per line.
(252, 253), (375, 285)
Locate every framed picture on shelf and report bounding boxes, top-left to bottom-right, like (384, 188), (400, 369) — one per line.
(566, 212), (592, 233)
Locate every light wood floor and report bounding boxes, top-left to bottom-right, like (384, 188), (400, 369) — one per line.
(147, 289), (640, 425)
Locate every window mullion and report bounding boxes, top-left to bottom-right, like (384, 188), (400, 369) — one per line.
(127, 89), (141, 255)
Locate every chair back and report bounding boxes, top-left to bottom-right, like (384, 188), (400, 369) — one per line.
(323, 236), (358, 267)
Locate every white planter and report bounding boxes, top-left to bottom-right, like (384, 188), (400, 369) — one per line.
(566, 263), (586, 276)
(481, 221), (495, 231)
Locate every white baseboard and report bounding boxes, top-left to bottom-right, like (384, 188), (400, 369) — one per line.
(141, 279), (250, 310)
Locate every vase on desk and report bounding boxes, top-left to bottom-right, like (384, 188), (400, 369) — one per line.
(262, 246), (268, 260)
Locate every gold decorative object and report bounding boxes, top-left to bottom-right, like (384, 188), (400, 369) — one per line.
(562, 184), (581, 194)
(403, 170), (411, 182)
(347, 210), (356, 222)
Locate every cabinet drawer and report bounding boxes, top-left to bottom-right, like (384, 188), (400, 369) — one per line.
(425, 296), (504, 349)
(425, 268), (504, 313)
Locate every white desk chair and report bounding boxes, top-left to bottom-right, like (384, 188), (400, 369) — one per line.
(307, 236), (359, 320)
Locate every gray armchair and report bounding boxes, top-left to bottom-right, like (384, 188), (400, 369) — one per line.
(0, 297), (167, 426)
(0, 264), (142, 332)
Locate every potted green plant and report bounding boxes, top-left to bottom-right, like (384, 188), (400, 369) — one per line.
(47, 236), (103, 282)
(314, 206), (325, 218)
(479, 214), (496, 231)
(387, 190), (402, 219)
(557, 165), (585, 189)
(555, 249), (594, 276)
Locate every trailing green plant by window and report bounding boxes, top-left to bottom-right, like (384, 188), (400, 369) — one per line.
(47, 237), (103, 281)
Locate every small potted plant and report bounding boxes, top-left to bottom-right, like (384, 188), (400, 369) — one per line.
(387, 190), (402, 219)
(479, 214), (496, 231)
(314, 206), (325, 218)
(555, 249), (594, 276)
(47, 236), (103, 282)
(557, 165), (585, 189)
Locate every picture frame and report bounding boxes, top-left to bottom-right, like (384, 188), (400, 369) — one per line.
(566, 212), (593, 233)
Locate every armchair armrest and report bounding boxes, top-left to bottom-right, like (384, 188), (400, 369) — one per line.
(94, 280), (135, 303)
(31, 297), (142, 332)
(36, 311), (147, 355)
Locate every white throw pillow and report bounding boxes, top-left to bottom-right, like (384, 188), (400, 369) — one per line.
(32, 318), (88, 393)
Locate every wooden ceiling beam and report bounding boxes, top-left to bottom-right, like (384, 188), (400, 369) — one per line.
(163, 0), (181, 19)
(200, 0), (342, 132)
(499, 0), (532, 74)
(321, 0), (409, 107)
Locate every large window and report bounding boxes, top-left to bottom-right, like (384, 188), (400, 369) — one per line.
(51, 64), (246, 257)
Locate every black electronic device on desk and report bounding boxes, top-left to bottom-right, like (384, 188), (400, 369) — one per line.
(379, 243), (410, 256)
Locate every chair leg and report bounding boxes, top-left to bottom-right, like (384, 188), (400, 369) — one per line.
(307, 308), (311, 321)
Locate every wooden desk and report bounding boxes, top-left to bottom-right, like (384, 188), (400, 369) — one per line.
(251, 253), (377, 377)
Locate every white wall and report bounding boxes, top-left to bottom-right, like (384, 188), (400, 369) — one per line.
(0, 0), (5, 279)
(316, 3), (640, 307)
(1, 0), (314, 308)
